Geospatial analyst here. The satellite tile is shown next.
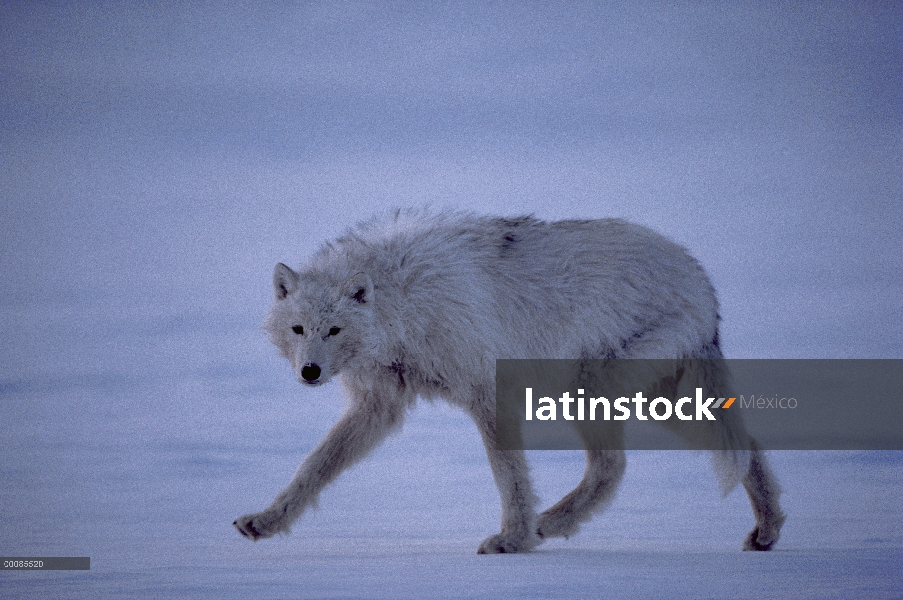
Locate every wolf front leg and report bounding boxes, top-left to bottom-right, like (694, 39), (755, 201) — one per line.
(469, 402), (540, 554)
(234, 378), (410, 541)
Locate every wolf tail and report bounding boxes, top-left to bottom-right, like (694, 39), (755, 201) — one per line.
(683, 341), (754, 496)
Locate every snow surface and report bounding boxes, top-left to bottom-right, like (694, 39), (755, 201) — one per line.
(1, 362), (901, 598)
(2, 3), (901, 598)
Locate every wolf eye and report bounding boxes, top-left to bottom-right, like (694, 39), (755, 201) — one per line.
(291, 325), (304, 335)
(328, 327), (341, 336)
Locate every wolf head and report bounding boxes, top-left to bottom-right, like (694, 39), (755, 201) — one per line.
(264, 263), (381, 386)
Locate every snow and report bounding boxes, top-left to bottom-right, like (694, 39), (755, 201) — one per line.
(2, 348), (901, 597)
(2, 2), (901, 598)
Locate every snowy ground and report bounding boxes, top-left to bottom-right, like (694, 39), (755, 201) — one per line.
(0, 307), (900, 598)
(2, 3), (901, 598)
(2, 378), (902, 599)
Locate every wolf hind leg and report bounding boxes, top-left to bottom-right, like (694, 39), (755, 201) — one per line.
(741, 442), (786, 551)
(681, 354), (785, 550)
(536, 448), (626, 540)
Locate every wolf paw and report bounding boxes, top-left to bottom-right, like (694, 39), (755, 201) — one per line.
(233, 509), (287, 541)
(536, 509), (580, 540)
(742, 515), (786, 551)
(477, 532), (539, 554)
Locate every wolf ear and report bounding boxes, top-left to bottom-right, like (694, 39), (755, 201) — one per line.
(342, 272), (374, 304)
(273, 263), (300, 300)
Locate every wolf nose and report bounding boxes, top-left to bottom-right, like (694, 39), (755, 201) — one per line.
(301, 363), (321, 383)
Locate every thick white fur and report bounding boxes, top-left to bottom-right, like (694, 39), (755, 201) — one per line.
(234, 209), (785, 553)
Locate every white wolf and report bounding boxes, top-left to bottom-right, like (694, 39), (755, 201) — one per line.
(234, 209), (785, 553)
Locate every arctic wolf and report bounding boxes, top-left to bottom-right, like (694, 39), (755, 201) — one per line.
(234, 209), (785, 553)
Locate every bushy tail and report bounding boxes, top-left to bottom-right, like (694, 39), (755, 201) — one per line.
(711, 447), (752, 496)
(679, 345), (754, 496)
